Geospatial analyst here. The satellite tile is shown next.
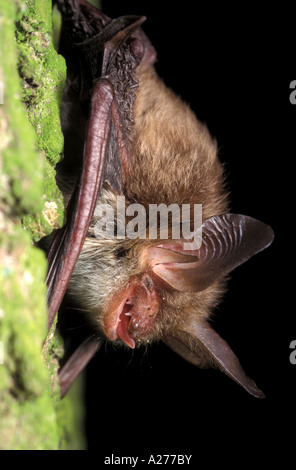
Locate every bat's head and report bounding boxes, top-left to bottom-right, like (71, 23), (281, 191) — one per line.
(66, 186), (196, 349)
(102, 244), (214, 349)
(68, 186), (274, 354)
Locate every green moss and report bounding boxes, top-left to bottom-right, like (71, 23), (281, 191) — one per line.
(16, 23), (65, 165)
(0, 220), (59, 449)
(22, 158), (64, 242)
(0, 0), (85, 450)
(1, 0), (66, 239)
(0, 2), (43, 217)
(15, 0), (66, 240)
(57, 375), (87, 450)
(16, 0), (66, 163)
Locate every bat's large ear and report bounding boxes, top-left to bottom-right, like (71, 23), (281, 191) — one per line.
(164, 319), (265, 398)
(144, 214), (274, 292)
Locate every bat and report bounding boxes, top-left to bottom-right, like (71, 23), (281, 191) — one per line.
(47, 0), (274, 398)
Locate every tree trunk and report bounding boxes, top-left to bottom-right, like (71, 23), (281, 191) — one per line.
(0, 0), (84, 449)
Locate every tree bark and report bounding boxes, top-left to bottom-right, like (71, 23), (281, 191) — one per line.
(0, 0), (84, 450)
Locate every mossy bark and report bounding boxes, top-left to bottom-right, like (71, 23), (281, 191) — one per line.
(0, 0), (85, 449)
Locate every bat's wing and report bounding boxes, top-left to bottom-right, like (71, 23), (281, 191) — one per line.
(46, 1), (152, 393)
(59, 335), (103, 398)
(47, 1), (148, 330)
(164, 322), (266, 399)
(47, 78), (116, 329)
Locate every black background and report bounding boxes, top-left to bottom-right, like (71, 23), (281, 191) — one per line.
(82, 0), (294, 461)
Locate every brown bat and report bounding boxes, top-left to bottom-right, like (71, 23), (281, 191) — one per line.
(47, 0), (274, 398)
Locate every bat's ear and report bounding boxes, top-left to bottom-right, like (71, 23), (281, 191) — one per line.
(164, 319), (265, 398)
(145, 214), (274, 292)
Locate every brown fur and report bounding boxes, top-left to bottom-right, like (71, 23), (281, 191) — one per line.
(125, 63), (229, 219)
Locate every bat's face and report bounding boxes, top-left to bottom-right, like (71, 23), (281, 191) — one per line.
(67, 185), (219, 349)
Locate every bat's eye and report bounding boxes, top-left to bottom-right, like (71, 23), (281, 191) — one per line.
(115, 246), (128, 259)
(142, 273), (154, 292)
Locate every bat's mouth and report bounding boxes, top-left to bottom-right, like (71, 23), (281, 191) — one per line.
(116, 300), (135, 349)
(104, 274), (160, 349)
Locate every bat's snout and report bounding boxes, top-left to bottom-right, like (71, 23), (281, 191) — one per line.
(103, 273), (161, 348)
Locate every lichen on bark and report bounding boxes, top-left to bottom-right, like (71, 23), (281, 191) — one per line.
(0, 0), (85, 450)
(16, 0), (66, 241)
